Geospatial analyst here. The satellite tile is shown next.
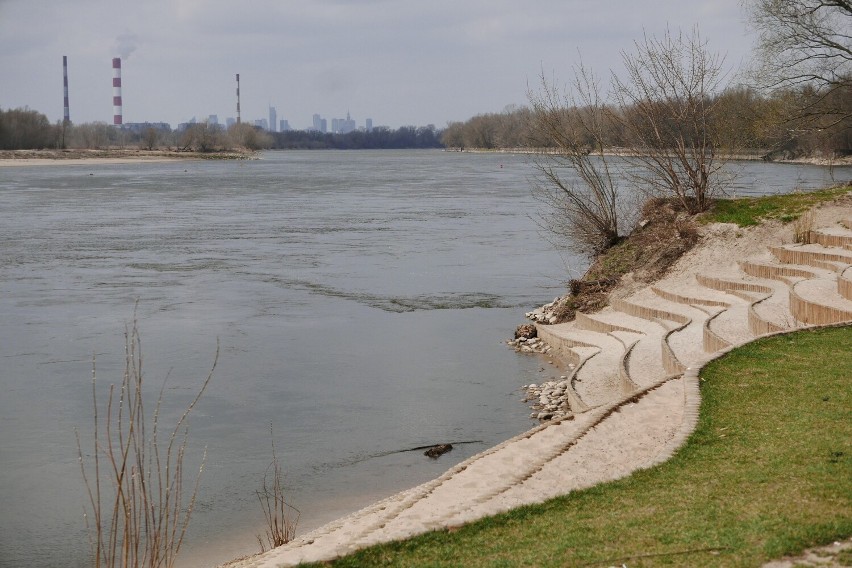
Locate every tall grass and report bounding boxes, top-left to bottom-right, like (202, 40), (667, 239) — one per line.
(256, 425), (300, 552)
(76, 318), (217, 568)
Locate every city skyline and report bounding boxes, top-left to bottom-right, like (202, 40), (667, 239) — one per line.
(0, 1), (756, 129)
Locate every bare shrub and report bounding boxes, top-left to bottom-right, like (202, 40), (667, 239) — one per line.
(528, 64), (636, 257)
(76, 317), (217, 568)
(612, 26), (731, 214)
(256, 426), (300, 552)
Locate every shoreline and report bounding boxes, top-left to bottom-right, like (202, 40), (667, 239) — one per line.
(224, 193), (852, 567)
(446, 146), (852, 167)
(0, 148), (255, 167)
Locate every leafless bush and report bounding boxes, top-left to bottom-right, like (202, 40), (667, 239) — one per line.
(612, 26), (731, 214)
(529, 63), (636, 256)
(256, 426), (300, 552)
(76, 317), (217, 568)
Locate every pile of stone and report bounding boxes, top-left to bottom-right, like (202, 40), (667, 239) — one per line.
(524, 297), (563, 324)
(506, 335), (552, 354)
(521, 375), (574, 421)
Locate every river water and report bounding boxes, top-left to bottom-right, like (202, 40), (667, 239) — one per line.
(0, 150), (847, 567)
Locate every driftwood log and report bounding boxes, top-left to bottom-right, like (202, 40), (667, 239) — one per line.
(423, 444), (453, 458)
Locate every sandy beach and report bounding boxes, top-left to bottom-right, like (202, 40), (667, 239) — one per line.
(0, 148), (252, 167)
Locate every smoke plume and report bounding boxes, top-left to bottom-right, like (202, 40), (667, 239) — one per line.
(114, 32), (139, 60)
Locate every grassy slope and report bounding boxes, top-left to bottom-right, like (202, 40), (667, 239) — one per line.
(321, 326), (851, 567)
(703, 185), (851, 226)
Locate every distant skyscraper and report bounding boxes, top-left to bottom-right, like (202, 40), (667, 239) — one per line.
(254, 118), (268, 130)
(312, 113), (322, 132)
(320, 118), (327, 133)
(280, 119), (290, 132)
(366, 118), (373, 132)
(226, 117), (236, 128)
(208, 114), (219, 125)
(268, 106), (277, 132)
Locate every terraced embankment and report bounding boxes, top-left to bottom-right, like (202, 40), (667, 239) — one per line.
(228, 206), (852, 568)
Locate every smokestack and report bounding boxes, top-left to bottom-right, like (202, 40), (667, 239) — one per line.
(63, 56), (70, 124)
(112, 57), (123, 125)
(236, 73), (241, 125)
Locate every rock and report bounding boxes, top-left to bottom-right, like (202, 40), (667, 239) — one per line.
(424, 444), (453, 458)
(514, 323), (537, 339)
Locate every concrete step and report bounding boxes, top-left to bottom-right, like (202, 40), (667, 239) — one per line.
(704, 304), (752, 349)
(840, 267), (852, 301)
(790, 277), (852, 325)
(808, 226), (852, 248)
(770, 244), (852, 272)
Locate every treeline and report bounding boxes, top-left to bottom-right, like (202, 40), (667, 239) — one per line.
(442, 84), (852, 160)
(269, 125), (443, 150)
(0, 106), (444, 152)
(0, 107), (63, 150)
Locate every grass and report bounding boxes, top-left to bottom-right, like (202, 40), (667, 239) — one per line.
(703, 185), (851, 227)
(315, 326), (851, 567)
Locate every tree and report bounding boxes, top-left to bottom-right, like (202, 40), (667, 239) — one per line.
(747, 0), (851, 134)
(612, 27), (729, 214)
(0, 107), (60, 150)
(528, 65), (630, 256)
(441, 122), (465, 149)
(747, 1), (851, 92)
(142, 127), (158, 151)
(180, 121), (222, 152)
(228, 123), (272, 151)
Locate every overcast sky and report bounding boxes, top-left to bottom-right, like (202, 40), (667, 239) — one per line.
(0, 0), (756, 130)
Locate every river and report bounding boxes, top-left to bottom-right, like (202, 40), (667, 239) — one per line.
(0, 150), (847, 567)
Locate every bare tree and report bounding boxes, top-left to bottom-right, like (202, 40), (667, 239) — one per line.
(612, 27), (729, 214)
(180, 121), (222, 152)
(528, 64), (631, 256)
(142, 127), (158, 151)
(746, 0), (851, 130)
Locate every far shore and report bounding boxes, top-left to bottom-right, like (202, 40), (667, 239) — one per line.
(449, 146), (852, 166)
(0, 148), (255, 167)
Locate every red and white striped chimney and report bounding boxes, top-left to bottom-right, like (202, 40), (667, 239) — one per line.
(236, 73), (241, 125)
(112, 57), (123, 125)
(63, 56), (70, 124)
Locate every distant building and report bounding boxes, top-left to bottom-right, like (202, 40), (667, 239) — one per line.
(208, 114), (219, 126)
(268, 106), (277, 133)
(312, 113), (328, 133)
(280, 119), (291, 132)
(366, 118), (373, 132)
(331, 112), (356, 134)
(226, 117), (236, 128)
(254, 118), (269, 130)
(123, 122), (172, 134)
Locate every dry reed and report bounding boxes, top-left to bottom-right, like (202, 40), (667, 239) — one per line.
(76, 317), (217, 568)
(256, 425), (300, 552)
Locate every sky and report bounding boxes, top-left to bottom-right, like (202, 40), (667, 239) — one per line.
(0, 0), (757, 130)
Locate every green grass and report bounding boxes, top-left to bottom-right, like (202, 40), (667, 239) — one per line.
(316, 326), (851, 567)
(703, 185), (850, 227)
